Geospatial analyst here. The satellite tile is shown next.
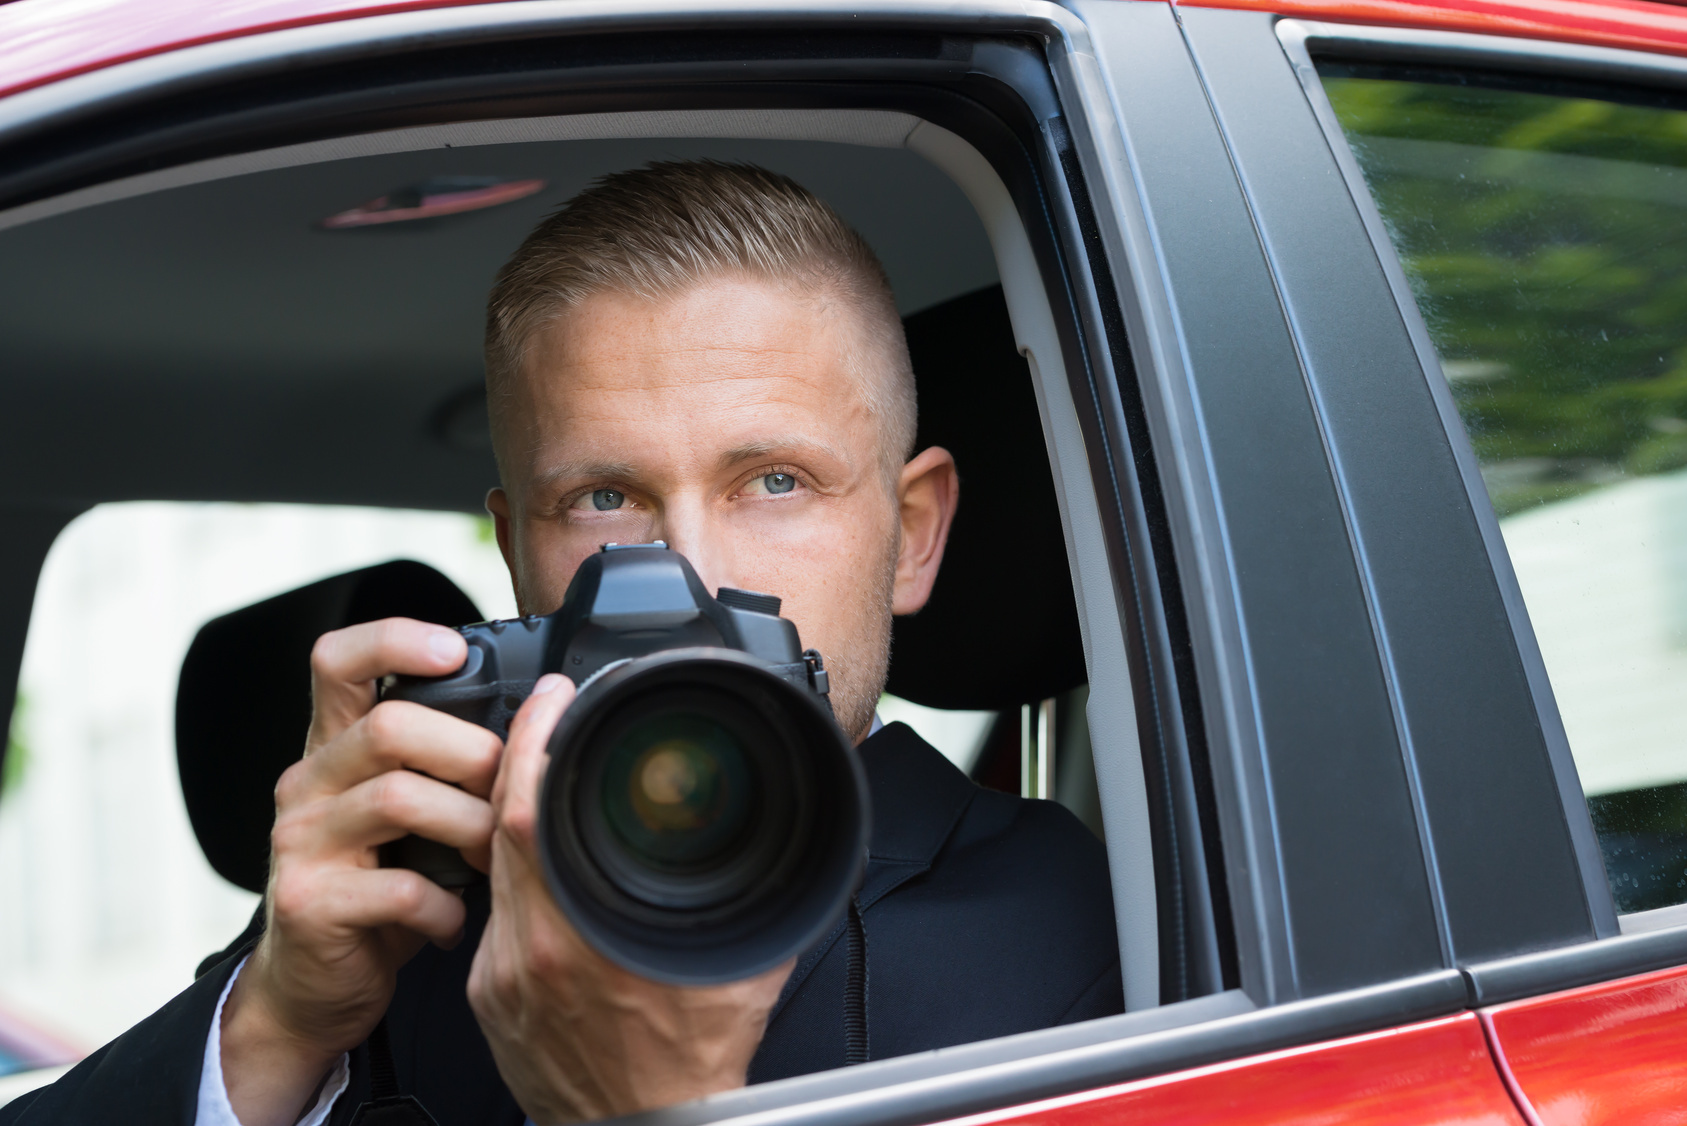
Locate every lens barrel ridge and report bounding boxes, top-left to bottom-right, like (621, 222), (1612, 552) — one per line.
(538, 647), (868, 985)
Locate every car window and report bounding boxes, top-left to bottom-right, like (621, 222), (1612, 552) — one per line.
(0, 501), (1013, 1091)
(1319, 68), (1687, 916)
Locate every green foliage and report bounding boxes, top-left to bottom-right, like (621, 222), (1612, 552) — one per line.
(1, 692), (27, 798)
(1323, 76), (1687, 515)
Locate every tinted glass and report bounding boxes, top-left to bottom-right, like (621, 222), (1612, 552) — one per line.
(1321, 69), (1687, 914)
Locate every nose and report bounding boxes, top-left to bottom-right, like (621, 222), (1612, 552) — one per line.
(650, 498), (736, 598)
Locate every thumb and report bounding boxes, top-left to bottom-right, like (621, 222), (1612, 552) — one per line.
(492, 673), (575, 826)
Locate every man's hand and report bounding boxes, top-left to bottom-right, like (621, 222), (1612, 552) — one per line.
(469, 674), (793, 1126)
(220, 619), (501, 1126)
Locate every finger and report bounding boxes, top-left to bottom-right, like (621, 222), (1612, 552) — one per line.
(302, 700), (502, 798)
(312, 866), (467, 945)
(320, 770), (495, 853)
(493, 673), (574, 823)
(308, 619), (467, 744)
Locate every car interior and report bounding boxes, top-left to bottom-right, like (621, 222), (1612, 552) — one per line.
(0, 124), (1124, 1065)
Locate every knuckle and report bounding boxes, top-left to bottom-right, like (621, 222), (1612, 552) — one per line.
(273, 760), (309, 807)
(388, 872), (428, 916)
(474, 730), (504, 772)
(361, 703), (409, 760)
(494, 966), (522, 1008)
(309, 631), (342, 677)
(466, 974), (490, 1019)
(525, 922), (568, 980)
(269, 868), (315, 925)
(269, 799), (322, 856)
(368, 771), (418, 823)
(501, 803), (536, 846)
(269, 815), (306, 857)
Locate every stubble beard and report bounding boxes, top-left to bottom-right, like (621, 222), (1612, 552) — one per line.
(824, 528), (900, 744)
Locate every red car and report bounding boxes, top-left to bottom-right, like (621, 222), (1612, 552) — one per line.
(2, 0), (1686, 1121)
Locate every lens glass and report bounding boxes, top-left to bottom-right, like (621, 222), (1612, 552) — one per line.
(599, 711), (754, 872)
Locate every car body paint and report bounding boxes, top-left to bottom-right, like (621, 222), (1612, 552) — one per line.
(1481, 963), (1687, 1126)
(931, 1014), (1525, 1126)
(7, 0), (1687, 107)
(0, 0), (503, 101)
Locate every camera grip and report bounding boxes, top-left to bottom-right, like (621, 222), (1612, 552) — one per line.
(377, 673), (537, 888)
(378, 834), (481, 889)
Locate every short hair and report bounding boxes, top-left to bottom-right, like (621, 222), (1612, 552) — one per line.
(484, 160), (917, 477)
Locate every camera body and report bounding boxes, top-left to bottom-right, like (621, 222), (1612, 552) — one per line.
(382, 542), (869, 984)
(384, 541), (831, 743)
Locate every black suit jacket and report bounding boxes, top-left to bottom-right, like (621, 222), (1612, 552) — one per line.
(1, 723), (1122, 1125)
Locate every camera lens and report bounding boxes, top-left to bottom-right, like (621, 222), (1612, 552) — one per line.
(600, 711), (754, 874)
(539, 649), (868, 984)
(575, 687), (795, 914)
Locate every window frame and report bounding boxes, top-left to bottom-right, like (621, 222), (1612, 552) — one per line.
(1275, 14), (1687, 992)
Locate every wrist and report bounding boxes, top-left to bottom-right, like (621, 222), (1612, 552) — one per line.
(220, 963), (344, 1126)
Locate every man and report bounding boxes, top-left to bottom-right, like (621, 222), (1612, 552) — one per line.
(2, 161), (1120, 1126)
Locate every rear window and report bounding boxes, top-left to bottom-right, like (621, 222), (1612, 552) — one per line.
(1319, 69), (1687, 917)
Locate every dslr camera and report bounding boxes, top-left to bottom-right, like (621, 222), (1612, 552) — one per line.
(381, 542), (869, 985)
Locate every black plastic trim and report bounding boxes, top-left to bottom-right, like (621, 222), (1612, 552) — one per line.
(1465, 928), (1687, 1006)
(1272, 14), (1634, 953)
(1074, 0), (1445, 1002)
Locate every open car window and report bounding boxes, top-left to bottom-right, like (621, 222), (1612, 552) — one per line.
(0, 108), (1154, 1103)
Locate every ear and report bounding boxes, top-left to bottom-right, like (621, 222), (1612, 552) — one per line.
(892, 446), (959, 616)
(485, 487), (524, 609)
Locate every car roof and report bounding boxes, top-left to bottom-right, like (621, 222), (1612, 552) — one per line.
(3, 0), (1687, 107)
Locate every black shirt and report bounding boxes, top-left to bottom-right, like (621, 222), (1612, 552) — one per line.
(1, 722), (1122, 1125)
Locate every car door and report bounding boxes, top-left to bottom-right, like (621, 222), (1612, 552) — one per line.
(949, 1), (1687, 1123)
(1174, 8), (1687, 1125)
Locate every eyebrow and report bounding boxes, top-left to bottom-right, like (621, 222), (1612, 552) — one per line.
(529, 438), (852, 492)
(717, 437), (850, 471)
(532, 460), (640, 491)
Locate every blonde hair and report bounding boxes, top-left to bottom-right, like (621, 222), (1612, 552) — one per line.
(484, 160), (916, 476)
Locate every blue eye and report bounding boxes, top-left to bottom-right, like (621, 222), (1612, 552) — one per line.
(763, 473), (795, 495)
(591, 489), (625, 511)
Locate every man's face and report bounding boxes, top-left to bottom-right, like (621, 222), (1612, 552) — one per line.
(487, 274), (912, 742)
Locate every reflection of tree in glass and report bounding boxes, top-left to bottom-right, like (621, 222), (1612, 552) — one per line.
(1324, 74), (1687, 515)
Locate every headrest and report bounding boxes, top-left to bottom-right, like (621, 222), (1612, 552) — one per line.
(176, 560), (481, 893)
(887, 286), (1086, 709)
